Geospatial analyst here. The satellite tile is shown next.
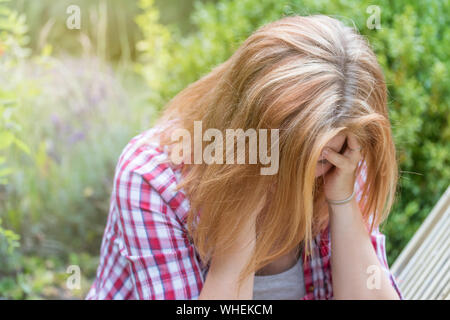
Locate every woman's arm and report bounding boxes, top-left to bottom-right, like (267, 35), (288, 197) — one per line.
(328, 198), (400, 299)
(199, 197), (264, 300)
(321, 132), (401, 299)
(198, 217), (256, 300)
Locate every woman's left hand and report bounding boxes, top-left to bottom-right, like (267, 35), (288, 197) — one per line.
(321, 132), (363, 202)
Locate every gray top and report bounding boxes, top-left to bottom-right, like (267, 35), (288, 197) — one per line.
(253, 255), (306, 300)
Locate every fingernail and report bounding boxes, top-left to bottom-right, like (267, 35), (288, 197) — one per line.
(322, 148), (329, 156)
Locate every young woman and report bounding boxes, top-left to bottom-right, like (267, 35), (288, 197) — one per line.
(87, 15), (403, 300)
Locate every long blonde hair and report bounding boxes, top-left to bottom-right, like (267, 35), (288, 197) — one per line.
(148, 15), (398, 286)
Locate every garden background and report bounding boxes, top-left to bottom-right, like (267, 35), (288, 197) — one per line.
(0, 0), (448, 299)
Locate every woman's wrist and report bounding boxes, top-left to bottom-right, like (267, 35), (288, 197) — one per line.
(327, 196), (358, 217)
(325, 188), (355, 205)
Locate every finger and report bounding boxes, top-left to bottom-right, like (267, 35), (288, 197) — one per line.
(344, 132), (362, 164)
(322, 147), (348, 169)
(346, 132), (361, 152)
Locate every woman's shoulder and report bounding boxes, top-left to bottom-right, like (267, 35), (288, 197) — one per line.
(113, 125), (189, 218)
(115, 126), (168, 175)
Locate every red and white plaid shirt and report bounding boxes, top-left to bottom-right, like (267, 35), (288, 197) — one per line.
(86, 125), (403, 300)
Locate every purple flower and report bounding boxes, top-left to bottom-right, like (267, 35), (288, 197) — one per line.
(50, 113), (62, 129)
(67, 131), (86, 145)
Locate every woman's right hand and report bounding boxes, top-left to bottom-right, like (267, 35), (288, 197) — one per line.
(198, 193), (267, 300)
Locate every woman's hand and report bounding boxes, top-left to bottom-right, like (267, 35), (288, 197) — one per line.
(320, 132), (363, 202)
(323, 134), (401, 299)
(200, 192), (267, 300)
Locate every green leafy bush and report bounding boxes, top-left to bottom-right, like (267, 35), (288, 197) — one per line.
(0, 0), (30, 299)
(10, 0), (141, 62)
(0, 0), (117, 299)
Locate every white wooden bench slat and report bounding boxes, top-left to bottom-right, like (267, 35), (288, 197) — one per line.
(404, 214), (449, 297)
(391, 185), (450, 300)
(398, 209), (449, 295)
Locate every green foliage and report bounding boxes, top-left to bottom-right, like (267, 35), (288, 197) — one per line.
(136, 0), (450, 263)
(9, 0), (210, 63)
(0, 1), (161, 300)
(0, 218), (20, 275)
(1, 0), (108, 299)
(0, 0), (31, 299)
(2, 55), (149, 254)
(0, 0), (31, 183)
(10, 0), (141, 62)
(0, 253), (96, 299)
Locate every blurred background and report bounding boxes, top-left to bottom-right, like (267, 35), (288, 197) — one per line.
(0, 0), (448, 299)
